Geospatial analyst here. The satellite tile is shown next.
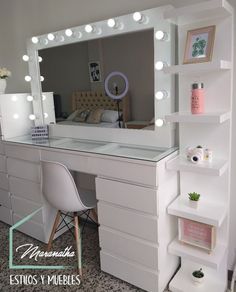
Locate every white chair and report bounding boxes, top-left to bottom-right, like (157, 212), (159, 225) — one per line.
(41, 160), (97, 276)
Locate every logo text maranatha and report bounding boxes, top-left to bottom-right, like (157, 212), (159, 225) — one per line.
(16, 244), (75, 262)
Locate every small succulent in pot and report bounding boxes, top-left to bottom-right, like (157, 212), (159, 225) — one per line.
(188, 192), (201, 208)
(192, 268), (204, 285)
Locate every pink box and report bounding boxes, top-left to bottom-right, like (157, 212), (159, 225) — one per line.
(178, 218), (216, 252)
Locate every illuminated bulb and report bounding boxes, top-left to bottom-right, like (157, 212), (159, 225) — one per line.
(40, 76), (44, 82)
(47, 33), (55, 41)
(44, 113), (48, 119)
(13, 114), (19, 119)
(22, 55), (29, 62)
(38, 56), (43, 62)
(155, 61), (166, 71)
(65, 29), (73, 37)
(42, 94), (46, 101)
(133, 12), (145, 23)
(25, 75), (32, 82)
(107, 18), (116, 28)
(155, 119), (164, 127)
(85, 24), (94, 33)
(11, 95), (18, 102)
(29, 114), (36, 121)
(155, 30), (168, 41)
(31, 37), (39, 44)
(27, 95), (34, 102)
(155, 90), (169, 100)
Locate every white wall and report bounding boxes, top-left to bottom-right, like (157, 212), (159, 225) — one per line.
(0, 0), (235, 269)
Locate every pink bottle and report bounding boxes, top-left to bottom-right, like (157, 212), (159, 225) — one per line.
(191, 83), (204, 114)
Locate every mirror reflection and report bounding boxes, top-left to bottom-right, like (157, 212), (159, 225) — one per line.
(40, 29), (155, 130)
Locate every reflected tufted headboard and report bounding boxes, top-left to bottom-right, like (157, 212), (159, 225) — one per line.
(71, 91), (130, 123)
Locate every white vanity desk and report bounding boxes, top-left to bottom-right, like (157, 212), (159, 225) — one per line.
(2, 136), (179, 292)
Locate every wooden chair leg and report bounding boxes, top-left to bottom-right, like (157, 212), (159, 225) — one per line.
(47, 210), (61, 252)
(90, 208), (98, 223)
(74, 212), (83, 277)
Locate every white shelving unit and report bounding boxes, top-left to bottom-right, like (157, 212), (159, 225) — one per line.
(164, 0), (233, 291)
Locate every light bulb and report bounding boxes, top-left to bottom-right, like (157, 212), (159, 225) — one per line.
(58, 35), (65, 42)
(107, 19), (116, 28)
(22, 55), (29, 62)
(155, 119), (164, 127)
(25, 75), (32, 82)
(155, 90), (169, 100)
(40, 76), (44, 82)
(85, 24), (94, 33)
(38, 56), (43, 62)
(44, 113), (48, 118)
(11, 95), (18, 102)
(65, 29), (73, 37)
(27, 95), (34, 102)
(41, 38), (48, 45)
(133, 12), (145, 23)
(155, 30), (168, 41)
(74, 31), (82, 38)
(31, 37), (39, 44)
(47, 33), (55, 41)
(42, 94), (46, 101)
(29, 114), (36, 121)
(13, 114), (19, 119)
(155, 61), (166, 71)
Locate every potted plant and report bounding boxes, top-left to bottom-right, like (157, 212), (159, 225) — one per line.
(192, 268), (204, 285)
(0, 67), (11, 94)
(188, 192), (200, 208)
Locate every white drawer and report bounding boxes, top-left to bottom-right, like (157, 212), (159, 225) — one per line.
(7, 158), (40, 182)
(0, 172), (8, 190)
(98, 202), (158, 243)
(0, 154), (6, 172)
(0, 189), (11, 208)
(96, 178), (158, 215)
(91, 157), (157, 186)
(13, 214), (45, 242)
(9, 176), (42, 204)
(5, 144), (40, 162)
(11, 196), (43, 224)
(0, 205), (12, 225)
(100, 251), (159, 292)
(0, 141), (5, 154)
(99, 227), (158, 270)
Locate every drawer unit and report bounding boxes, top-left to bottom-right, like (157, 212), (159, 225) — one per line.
(7, 158), (40, 182)
(99, 227), (158, 270)
(9, 176), (42, 203)
(0, 205), (12, 225)
(0, 172), (9, 190)
(5, 144), (40, 162)
(0, 189), (11, 208)
(100, 251), (159, 292)
(96, 177), (158, 215)
(91, 157), (157, 186)
(98, 202), (158, 242)
(0, 155), (6, 172)
(11, 196), (43, 224)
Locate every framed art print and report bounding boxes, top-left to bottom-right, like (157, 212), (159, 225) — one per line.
(88, 61), (102, 83)
(183, 25), (216, 64)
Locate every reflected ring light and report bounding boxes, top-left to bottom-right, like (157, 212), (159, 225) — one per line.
(105, 71), (129, 100)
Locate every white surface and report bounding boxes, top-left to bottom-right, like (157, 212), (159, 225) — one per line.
(166, 155), (228, 176)
(168, 196), (227, 227)
(165, 112), (231, 124)
(168, 237), (227, 269)
(58, 120), (120, 128)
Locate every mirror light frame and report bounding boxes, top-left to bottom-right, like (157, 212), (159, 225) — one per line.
(25, 5), (175, 148)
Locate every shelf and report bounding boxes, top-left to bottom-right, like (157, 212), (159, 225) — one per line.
(165, 112), (231, 124)
(169, 261), (226, 292)
(168, 237), (227, 269)
(164, 0), (233, 25)
(166, 156), (228, 176)
(168, 196), (227, 227)
(163, 60), (231, 75)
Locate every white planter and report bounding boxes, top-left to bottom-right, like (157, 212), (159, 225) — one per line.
(188, 200), (199, 209)
(192, 274), (204, 285)
(0, 79), (6, 94)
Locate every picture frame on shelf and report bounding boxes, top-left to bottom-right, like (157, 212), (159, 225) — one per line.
(178, 218), (216, 253)
(183, 25), (216, 64)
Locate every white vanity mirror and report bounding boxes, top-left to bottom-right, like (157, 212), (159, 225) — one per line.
(26, 6), (176, 148)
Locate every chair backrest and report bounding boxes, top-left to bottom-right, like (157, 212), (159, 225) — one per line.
(41, 160), (87, 212)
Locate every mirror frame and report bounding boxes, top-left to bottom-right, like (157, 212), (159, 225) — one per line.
(26, 5), (176, 148)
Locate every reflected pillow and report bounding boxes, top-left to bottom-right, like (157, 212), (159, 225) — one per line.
(86, 108), (104, 124)
(73, 109), (90, 122)
(101, 110), (119, 123)
(67, 110), (80, 121)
